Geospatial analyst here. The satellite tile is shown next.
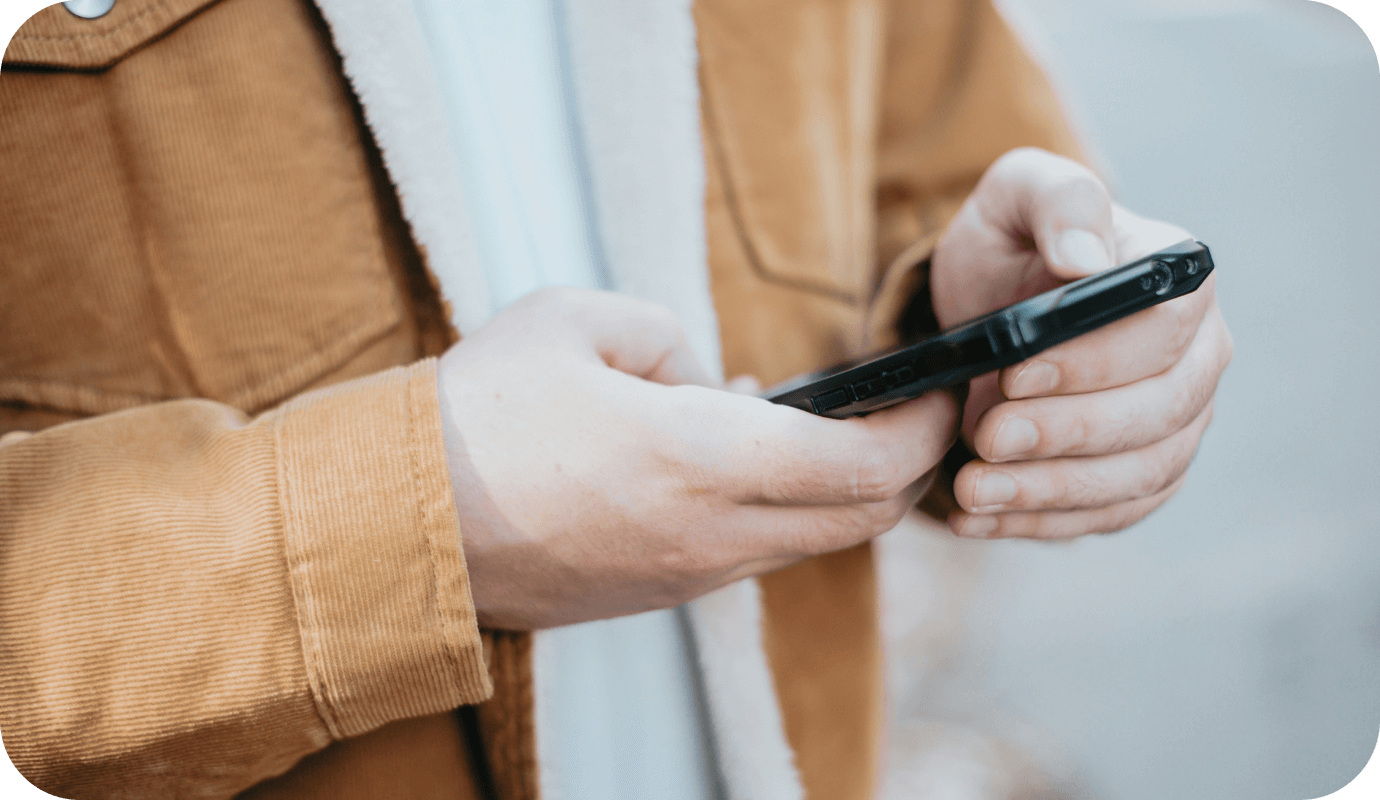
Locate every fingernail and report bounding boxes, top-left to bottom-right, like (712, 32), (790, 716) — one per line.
(954, 514), (999, 538)
(1056, 229), (1112, 276)
(989, 417), (1039, 461)
(1008, 361), (1059, 398)
(971, 471), (1018, 510)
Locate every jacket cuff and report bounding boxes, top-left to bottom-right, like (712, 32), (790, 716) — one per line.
(272, 359), (492, 740)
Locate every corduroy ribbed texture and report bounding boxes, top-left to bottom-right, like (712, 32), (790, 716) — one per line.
(0, 0), (409, 422)
(0, 0), (1085, 796)
(276, 362), (492, 740)
(474, 630), (538, 800)
(3, 0), (221, 69)
(0, 360), (490, 799)
(697, 1), (1087, 796)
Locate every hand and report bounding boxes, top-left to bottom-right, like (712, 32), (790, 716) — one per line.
(930, 148), (1233, 539)
(437, 288), (961, 628)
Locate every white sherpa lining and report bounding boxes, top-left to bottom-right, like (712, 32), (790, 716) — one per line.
(312, 1), (803, 798)
(315, 0), (491, 336)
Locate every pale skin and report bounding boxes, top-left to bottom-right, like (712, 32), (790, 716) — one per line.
(438, 148), (1233, 630)
(932, 148), (1232, 539)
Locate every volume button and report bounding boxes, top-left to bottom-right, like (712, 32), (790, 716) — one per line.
(811, 389), (852, 414)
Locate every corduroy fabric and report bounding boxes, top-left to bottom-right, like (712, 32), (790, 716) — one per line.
(0, 360), (489, 799)
(1, 1), (498, 797)
(697, 2), (1084, 797)
(4, 0), (222, 69)
(474, 631), (539, 800)
(275, 362), (492, 740)
(0, 0), (408, 421)
(238, 714), (484, 800)
(0, 0), (1084, 797)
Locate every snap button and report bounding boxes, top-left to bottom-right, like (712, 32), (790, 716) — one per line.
(63, 0), (116, 19)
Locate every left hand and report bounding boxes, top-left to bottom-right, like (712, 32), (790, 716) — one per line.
(930, 148), (1233, 539)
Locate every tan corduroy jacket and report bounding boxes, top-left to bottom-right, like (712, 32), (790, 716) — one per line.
(0, 0), (1080, 797)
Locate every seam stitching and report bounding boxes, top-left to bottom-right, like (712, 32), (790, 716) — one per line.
(406, 367), (466, 695)
(14, 0), (177, 42)
(275, 407), (344, 740)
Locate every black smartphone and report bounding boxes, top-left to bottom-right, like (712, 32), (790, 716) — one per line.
(764, 239), (1214, 419)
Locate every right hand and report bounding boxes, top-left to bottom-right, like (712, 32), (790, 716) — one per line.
(437, 288), (961, 629)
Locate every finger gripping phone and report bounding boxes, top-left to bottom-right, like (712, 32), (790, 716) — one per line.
(764, 239), (1214, 419)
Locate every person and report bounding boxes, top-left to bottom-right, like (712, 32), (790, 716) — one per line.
(0, 0), (1231, 798)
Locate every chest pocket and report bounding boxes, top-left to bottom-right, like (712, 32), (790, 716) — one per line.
(696, 0), (885, 306)
(0, 0), (405, 417)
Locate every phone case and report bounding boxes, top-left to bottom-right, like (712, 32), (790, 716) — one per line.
(764, 239), (1214, 418)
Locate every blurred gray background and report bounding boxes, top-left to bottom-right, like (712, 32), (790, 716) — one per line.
(878, 2), (1380, 800)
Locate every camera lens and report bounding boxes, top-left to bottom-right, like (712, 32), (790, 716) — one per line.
(1150, 262), (1174, 294)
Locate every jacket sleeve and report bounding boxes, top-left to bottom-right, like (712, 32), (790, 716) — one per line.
(0, 359), (492, 799)
(865, 0), (1089, 515)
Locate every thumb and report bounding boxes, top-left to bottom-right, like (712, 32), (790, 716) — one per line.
(726, 374), (764, 395)
(979, 148), (1117, 280)
(1050, 229), (1114, 281)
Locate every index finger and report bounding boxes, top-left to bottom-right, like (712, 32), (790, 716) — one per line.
(1001, 267), (1217, 399)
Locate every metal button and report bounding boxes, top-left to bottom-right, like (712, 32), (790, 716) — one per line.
(64, 0), (116, 19)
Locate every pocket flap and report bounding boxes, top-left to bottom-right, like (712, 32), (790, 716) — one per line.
(4, 0), (218, 69)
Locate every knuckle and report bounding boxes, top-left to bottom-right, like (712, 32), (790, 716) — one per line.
(809, 508), (875, 554)
(854, 504), (892, 540)
(1165, 302), (1200, 361)
(865, 496), (911, 537)
(1000, 146), (1057, 171)
(1064, 412), (1093, 454)
(871, 495), (912, 534)
(1041, 467), (1084, 509)
(1140, 448), (1185, 498)
(647, 542), (706, 589)
(989, 147), (1056, 189)
(641, 302), (689, 348)
(1131, 459), (1164, 499)
(1170, 430), (1199, 477)
(1052, 172), (1110, 209)
(1061, 469), (1103, 508)
(1189, 362), (1219, 419)
(1116, 493), (1167, 531)
(993, 147), (1038, 173)
(1171, 358), (1219, 434)
(851, 452), (904, 504)
(1101, 422), (1137, 458)
(679, 457), (727, 503)
(1167, 377), (1201, 433)
(1216, 317), (1236, 371)
(1148, 464), (1177, 498)
(644, 300), (682, 330)
(1096, 507), (1148, 536)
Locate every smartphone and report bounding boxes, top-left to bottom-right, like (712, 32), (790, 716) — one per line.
(764, 239), (1214, 419)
